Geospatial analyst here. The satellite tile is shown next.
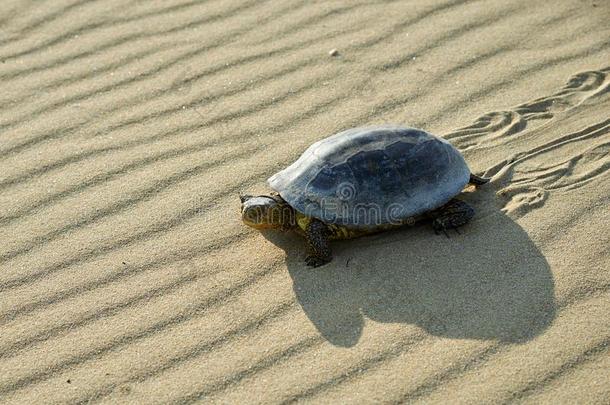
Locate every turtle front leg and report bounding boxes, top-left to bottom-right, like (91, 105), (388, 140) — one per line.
(429, 198), (475, 236)
(304, 219), (332, 267)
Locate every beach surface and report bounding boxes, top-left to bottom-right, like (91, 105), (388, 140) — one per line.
(0, 0), (609, 403)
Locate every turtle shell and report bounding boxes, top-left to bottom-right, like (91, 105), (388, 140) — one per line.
(268, 126), (471, 227)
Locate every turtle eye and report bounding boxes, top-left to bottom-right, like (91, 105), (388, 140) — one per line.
(246, 208), (261, 223)
(239, 193), (253, 204)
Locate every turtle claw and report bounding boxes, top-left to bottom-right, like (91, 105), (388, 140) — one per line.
(305, 255), (331, 268)
(433, 224), (461, 238)
(432, 220), (451, 238)
(431, 199), (474, 238)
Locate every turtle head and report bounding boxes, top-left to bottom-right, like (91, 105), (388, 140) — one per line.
(240, 193), (294, 231)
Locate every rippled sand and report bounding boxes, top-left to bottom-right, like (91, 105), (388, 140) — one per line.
(0, 0), (608, 403)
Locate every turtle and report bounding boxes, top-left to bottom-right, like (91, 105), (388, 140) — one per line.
(240, 125), (488, 267)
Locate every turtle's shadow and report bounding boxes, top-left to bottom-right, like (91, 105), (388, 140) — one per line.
(261, 187), (556, 347)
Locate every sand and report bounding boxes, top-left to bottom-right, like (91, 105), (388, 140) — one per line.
(0, 0), (609, 403)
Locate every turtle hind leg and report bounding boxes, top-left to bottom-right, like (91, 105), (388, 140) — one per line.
(469, 173), (489, 186)
(304, 219), (332, 267)
(430, 199), (475, 236)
